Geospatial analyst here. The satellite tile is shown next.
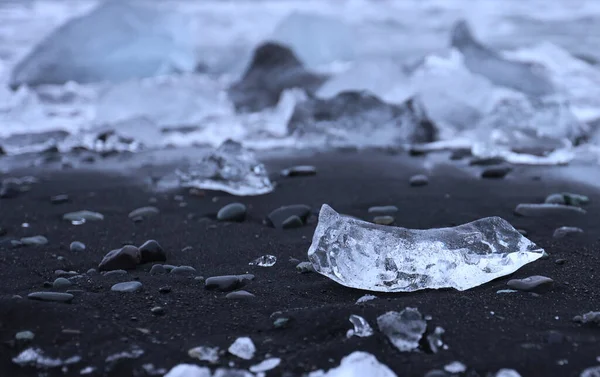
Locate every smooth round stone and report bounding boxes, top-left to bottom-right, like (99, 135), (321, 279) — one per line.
(28, 292), (74, 303)
(111, 281), (142, 293)
(280, 165), (317, 177)
(368, 206), (398, 215)
(507, 276), (554, 293)
(150, 264), (166, 275)
(63, 210), (104, 222)
(138, 240), (166, 264)
(409, 174), (429, 187)
(102, 269), (128, 277)
(282, 215), (303, 229)
(98, 245), (141, 271)
(469, 157), (505, 166)
(50, 194), (69, 204)
(553, 226), (583, 239)
(555, 259), (567, 265)
(150, 306), (165, 316)
(205, 274), (253, 292)
(296, 262), (315, 274)
(15, 330), (35, 341)
(373, 216), (394, 225)
(424, 370), (450, 377)
(53, 277), (72, 289)
(481, 166), (512, 179)
(226, 290), (255, 299)
(163, 264), (176, 272)
(170, 266), (197, 275)
(128, 206), (160, 220)
(159, 286), (171, 293)
(20, 235), (48, 246)
(70, 241), (86, 252)
(86, 268), (98, 275)
(54, 270), (77, 276)
(267, 205), (311, 229)
(217, 203), (247, 222)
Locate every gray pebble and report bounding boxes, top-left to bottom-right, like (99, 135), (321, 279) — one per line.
(205, 274), (254, 292)
(573, 311), (600, 326)
(98, 245), (141, 271)
(15, 330), (35, 341)
(555, 259), (567, 265)
(282, 215), (304, 229)
(50, 194), (69, 204)
(267, 205), (311, 229)
(20, 235), (48, 246)
(111, 281), (142, 293)
(0, 180), (20, 198)
(52, 277), (72, 289)
(553, 226), (583, 239)
(514, 203), (586, 217)
(151, 306), (165, 316)
(217, 203), (247, 222)
(507, 276), (554, 293)
(373, 216), (394, 225)
(226, 290), (255, 299)
(150, 264), (166, 275)
(170, 266), (197, 275)
(280, 165), (317, 177)
(138, 240), (166, 264)
(296, 262), (315, 274)
(63, 210), (104, 222)
(368, 206), (398, 215)
(28, 292), (74, 303)
(159, 286), (171, 293)
(70, 241), (86, 252)
(409, 174), (429, 187)
(128, 206), (160, 220)
(55, 270), (77, 276)
(102, 269), (128, 277)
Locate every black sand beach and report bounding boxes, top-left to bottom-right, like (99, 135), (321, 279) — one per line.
(0, 151), (599, 377)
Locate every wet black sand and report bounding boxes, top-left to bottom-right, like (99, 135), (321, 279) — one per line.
(0, 151), (599, 377)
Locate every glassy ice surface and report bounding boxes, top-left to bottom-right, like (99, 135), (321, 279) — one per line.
(164, 364), (212, 377)
(12, 348), (81, 368)
(249, 358), (281, 373)
(249, 255), (277, 267)
(308, 205), (545, 292)
(177, 140), (274, 196)
(308, 351), (397, 377)
(377, 308), (427, 352)
(187, 346), (219, 364)
(346, 314), (374, 338)
(227, 337), (256, 360)
(355, 294), (377, 304)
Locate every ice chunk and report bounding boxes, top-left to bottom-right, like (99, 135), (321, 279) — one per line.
(12, 348), (81, 368)
(249, 358), (281, 373)
(308, 351), (397, 377)
(270, 12), (355, 68)
(444, 361), (467, 373)
(227, 337), (255, 360)
(355, 295), (377, 304)
(187, 346), (219, 364)
(495, 369), (522, 377)
(10, 2), (197, 87)
(377, 309), (426, 352)
(346, 314), (374, 338)
(308, 205), (544, 292)
(177, 140), (274, 196)
(581, 366), (600, 377)
(249, 255), (277, 267)
(288, 91), (436, 148)
(164, 364), (211, 377)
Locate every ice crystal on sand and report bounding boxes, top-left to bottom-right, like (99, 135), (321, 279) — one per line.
(377, 308), (426, 352)
(177, 140), (273, 196)
(249, 255), (277, 267)
(346, 314), (374, 338)
(227, 337), (255, 360)
(308, 205), (544, 292)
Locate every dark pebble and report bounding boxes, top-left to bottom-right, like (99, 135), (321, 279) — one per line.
(267, 205), (311, 229)
(481, 166), (512, 179)
(170, 266), (197, 275)
(514, 204), (586, 216)
(20, 235), (48, 246)
(0, 227), (6, 236)
(98, 245), (141, 271)
(282, 215), (304, 229)
(110, 281), (142, 292)
(507, 276), (554, 293)
(553, 226), (583, 239)
(150, 264), (166, 275)
(151, 306), (165, 316)
(226, 290), (255, 299)
(205, 274), (254, 292)
(555, 259), (567, 265)
(50, 194), (70, 204)
(217, 203), (247, 222)
(163, 264), (176, 272)
(43, 281), (52, 288)
(409, 174), (428, 187)
(449, 149), (472, 160)
(102, 270), (128, 277)
(138, 240), (166, 264)
(280, 165), (317, 177)
(28, 292), (74, 303)
(70, 241), (86, 252)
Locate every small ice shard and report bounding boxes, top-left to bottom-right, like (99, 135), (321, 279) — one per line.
(426, 326), (447, 353)
(514, 203), (587, 217)
(187, 346), (219, 364)
(346, 314), (374, 338)
(355, 294), (377, 304)
(377, 308), (426, 352)
(495, 369), (522, 377)
(12, 348), (81, 368)
(270, 12), (355, 68)
(581, 366), (600, 377)
(177, 140), (273, 196)
(249, 358), (281, 373)
(10, 1), (196, 88)
(307, 351), (397, 377)
(249, 255), (277, 267)
(444, 361), (467, 374)
(164, 364), (211, 377)
(553, 226), (584, 239)
(308, 204), (544, 292)
(228, 337), (255, 360)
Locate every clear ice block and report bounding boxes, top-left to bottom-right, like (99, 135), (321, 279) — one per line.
(308, 205), (544, 292)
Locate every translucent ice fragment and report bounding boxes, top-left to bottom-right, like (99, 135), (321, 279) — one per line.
(177, 140), (273, 196)
(164, 364), (211, 377)
(377, 308), (426, 352)
(444, 361), (467, 374)
(308, 351), (397, 377)
(249, 255), (277, 267)
(308, 205), (544, 292)
(228, 337), (255, 360)
(187, 346), (219, 364)
(12, 348), (81, 368)
(270, 12), (355, 68)
(581, 366), (600, 377)
(495, 369), (522, 377)
(346, 314), (374, 338)
(249, 358), (281, 373)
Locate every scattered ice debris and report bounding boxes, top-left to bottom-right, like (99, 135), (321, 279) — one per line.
(12, 348), (81, 368)
(142, 363), (167, 375)
(228, 337), (256, 360)
(249, 255), (277, 267)
(426, 326), (448, 353)
(355, 295), (377, 304)
(444, 361), (467, 374)
(582, 366), (600, 377)
(573, 311), (600, 326)
(514, 203), (587, 216)
(346, 314), (374, 338)
(308, 204), (544, 292)
(545, 192), (590, 206)
(177, 140), (273, 196)
(249, 358), (281, 373)
(495, 369), (522, 377)
(63, 210), (104, 223)
(20, 235), (48, 246)
(164, 364), (211, 377)
(377, 308), (426, 352)
(553, 226), (584, 239)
